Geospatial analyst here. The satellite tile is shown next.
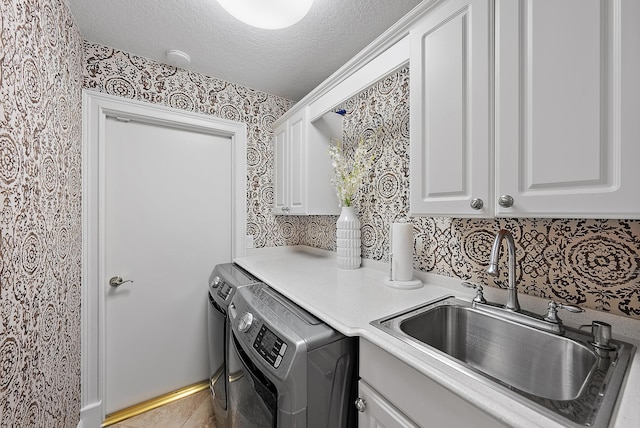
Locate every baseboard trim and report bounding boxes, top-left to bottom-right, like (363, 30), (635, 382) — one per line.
(80, 401), (102, 428)
(101, 380), (209, 427)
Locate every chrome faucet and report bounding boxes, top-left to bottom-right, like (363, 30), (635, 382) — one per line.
(487, 229), (520, 312)
(463, 230), (585, 335)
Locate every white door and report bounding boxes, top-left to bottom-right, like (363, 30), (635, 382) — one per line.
(103, 116), (231, 414)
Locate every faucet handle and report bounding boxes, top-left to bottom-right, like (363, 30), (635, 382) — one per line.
(544, 301), (584, 324)
(461, 282), (487, 304)
(557, 303), (584, 313)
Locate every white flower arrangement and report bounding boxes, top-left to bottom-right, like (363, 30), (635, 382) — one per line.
(328, 136), (375, 207)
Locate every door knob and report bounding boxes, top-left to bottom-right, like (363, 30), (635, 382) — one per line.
(355, 397), (367, 412)
(109, 276), (133, 287)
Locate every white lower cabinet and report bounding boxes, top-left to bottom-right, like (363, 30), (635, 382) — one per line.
(358, 339), (507, 428)
(357, 380), (419, 428)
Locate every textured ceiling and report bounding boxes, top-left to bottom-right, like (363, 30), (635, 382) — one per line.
(67, 0), (423, 101)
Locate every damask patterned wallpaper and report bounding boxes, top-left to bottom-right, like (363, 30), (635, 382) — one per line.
(83, 44), (639, 320)
(293, 66), (640, 319)
(82, 41), (294, 251)
(0, 3), (632, 425)
(1, 0), (83, 426)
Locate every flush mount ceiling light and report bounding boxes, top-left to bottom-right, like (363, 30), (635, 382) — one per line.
(165, 49), (191, 67)
(217, 0), (314, 30)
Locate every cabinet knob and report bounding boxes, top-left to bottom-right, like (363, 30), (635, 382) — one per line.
(282, 206), (290, 214)
(498, 195), (514, 208)
(470, 198), (484, 210)
(354, 397), (367, 412)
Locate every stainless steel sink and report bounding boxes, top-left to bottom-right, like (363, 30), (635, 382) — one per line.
(399, 302), (597, 400)
(372, 296), (636, 427)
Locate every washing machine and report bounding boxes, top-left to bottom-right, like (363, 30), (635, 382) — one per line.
(228, 283), (358, 427)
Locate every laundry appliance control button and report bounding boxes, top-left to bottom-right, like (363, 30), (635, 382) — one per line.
(238, 312), (254, 332)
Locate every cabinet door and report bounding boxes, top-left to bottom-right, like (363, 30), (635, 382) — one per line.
(272, 109), (308, 215)
(409, 0), (492, 217)
(359, 339), (507, 427)
(357, 381), (419, 428)
(272, 122), (288, 214)
(288, 110), (307, 214)
(496, 0), (640, 218)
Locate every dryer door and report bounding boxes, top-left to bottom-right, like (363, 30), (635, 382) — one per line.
(208, 293), (226, 406)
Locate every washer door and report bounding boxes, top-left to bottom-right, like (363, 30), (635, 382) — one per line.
(229, 333), (276, 428)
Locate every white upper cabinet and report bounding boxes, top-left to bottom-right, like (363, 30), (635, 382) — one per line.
(495, 0), (640, 218)
(274, 0), (640, 219)
(273, 124), (286, 213)
(273, 109), (305, 214)
(410, 0), (640, 219)
(409, 0), (492, 217)
(272, 108), (342, 215)
(273, 117), (289, 213)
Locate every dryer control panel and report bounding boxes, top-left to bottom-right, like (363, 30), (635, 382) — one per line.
(208, 263), (260, 308)
(217, 282), (232, 301)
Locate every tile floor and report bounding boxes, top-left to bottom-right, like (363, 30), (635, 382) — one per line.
(110, 389), (217, 428)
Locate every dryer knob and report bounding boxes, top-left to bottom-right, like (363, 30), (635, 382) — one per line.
(212, 276), (222, 288)
(238, 312), (254, 332)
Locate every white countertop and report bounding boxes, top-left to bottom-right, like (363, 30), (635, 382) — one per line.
(235, 246), (640, 428)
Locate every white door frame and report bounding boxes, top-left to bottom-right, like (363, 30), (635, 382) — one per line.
(80, 90), (247, 427)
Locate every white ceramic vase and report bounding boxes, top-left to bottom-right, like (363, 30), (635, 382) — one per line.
(336, 206), (361, 269)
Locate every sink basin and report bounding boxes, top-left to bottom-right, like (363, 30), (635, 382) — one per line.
(372, 296), (636, 427)
(399, 303), (596, 400)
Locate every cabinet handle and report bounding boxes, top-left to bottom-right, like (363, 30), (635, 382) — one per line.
(355, 397), (367, 412)
(470, 198), (484, 210)
(282, 206), (290, 214)
(498, 195), (514, 208)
